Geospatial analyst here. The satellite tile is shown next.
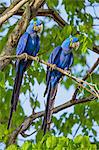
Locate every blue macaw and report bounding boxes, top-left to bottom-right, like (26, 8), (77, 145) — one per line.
(42, 36), (80, 134)
(7, 19), (43, 129)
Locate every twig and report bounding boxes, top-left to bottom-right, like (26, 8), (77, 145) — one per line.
(0, 53), (99, 98)
(93, 45), (99, 54)
(73, 123), (81, 138)
(21, 130), (37, 137)
(8, 95), (96, 145)
(72, 58), (99, 100)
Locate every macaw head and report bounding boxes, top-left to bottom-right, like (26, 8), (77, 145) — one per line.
(26, 18), (43, 34)
(61, 35), (80, 52)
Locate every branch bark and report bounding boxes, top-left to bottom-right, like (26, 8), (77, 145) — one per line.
(93, 45), (99, 54)
(8, 95), (96, 145)
(0, 0), (31, 26)
(1, 0), (23, 16)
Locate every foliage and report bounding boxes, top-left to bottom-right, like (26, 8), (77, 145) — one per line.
(6, 135), (98, 150)
(0, 0), (99, 149)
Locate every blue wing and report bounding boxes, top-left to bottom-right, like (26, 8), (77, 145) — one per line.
(44, 46), (62, 96)
(47, 46), (62, 82)
(16, 32), (29, 55)
(64, 53), (74, 70)
(48, 46), (62, 64)
(32, 35), (40, 56)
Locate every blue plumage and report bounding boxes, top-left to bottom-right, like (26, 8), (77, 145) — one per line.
(7, 19), (43, 129)
(42, 36), (79, 134)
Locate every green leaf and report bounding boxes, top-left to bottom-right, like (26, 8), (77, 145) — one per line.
(46, 136), (57, 148)
(6, 144), (18, 150)
(36, 130), (44, 143)
(21, 141), (32, 150)
(74, 135), (83, 143)
(81, 136), (90, 148)
(0, 71), (5, 88)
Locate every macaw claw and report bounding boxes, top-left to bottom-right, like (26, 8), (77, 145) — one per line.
(66, 70), (71, 75)
(35, 56), (40, 62)
(24, 53), (28, 61)
(49, 64), (56, 71)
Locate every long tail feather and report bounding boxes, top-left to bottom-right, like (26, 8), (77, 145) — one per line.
(42, 83), (58, 134)
(7, 67), (23, 129)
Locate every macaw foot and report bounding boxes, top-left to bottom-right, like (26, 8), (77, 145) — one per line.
(49, 64), (56, 71)
(59, 76), (63, 82)
(53, 64), (57, 69)
(66, 70), (71, 75)
(35, 56), (40, 62)
(24, 53), (28, 61)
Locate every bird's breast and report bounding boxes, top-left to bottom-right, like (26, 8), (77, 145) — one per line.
(25, 36), (37, 55)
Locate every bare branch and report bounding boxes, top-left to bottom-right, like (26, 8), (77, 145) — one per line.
(0, 0), (31, 26)
(0, 53), (99, 98)
(93, 45), (99, 54)
(37, 9), (68, 27)
(21, 130), (37, 137)
(1, 0), (22, 16)
(73, 123), (81, 138)
(8, 95), (96, 144)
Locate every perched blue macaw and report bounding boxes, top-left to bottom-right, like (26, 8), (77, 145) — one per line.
(7, 19), (43, 129)
(42, 36), (80, 134)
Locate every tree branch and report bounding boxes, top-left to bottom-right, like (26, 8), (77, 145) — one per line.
(93, 45), (99, 54)
(0, 53), (98, 98)
(8, 95), (96, 145)
(37, 9), (68, 27)
(0, 0), (32, 26)
(72, 58), (99, 100)
(73, 123), (81, 138)
(1, 0), (23, 16)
